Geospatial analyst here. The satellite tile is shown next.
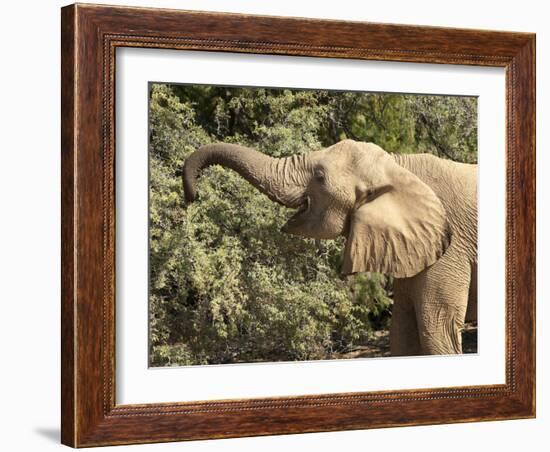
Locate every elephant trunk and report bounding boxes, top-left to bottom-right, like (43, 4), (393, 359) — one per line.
(183, 143), (309, 207)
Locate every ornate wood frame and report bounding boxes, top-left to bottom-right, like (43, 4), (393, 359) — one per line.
(61, 3), (536, 447)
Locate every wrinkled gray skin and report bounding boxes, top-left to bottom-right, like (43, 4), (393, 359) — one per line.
(183, 140), (477, 355)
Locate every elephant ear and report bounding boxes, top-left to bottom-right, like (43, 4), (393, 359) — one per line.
(342, 157), (451, 278)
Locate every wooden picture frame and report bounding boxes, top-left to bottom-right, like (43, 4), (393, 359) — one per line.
(61, 3), (535, 447)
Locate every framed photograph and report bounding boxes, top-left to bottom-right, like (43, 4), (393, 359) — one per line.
(61, 3), (535, 447)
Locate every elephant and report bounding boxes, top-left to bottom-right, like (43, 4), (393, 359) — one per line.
(182, 139), (477, 356)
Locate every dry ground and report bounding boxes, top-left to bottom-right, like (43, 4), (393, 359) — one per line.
(334, 321), (478, 359)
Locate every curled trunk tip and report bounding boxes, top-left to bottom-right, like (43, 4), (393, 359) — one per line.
(182, 144), (222, 204)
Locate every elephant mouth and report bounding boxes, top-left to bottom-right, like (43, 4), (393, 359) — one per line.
(281, 196), (310, 233)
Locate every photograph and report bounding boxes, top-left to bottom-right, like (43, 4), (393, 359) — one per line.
(148, 83), (479, 367)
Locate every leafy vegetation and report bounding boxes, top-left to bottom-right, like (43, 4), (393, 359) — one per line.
(148, 83), (477, 366)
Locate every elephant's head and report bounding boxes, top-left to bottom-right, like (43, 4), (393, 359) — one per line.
(183, 139), (451, 278)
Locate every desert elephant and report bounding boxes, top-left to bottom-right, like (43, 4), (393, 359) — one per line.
(182, 139), (477, 356)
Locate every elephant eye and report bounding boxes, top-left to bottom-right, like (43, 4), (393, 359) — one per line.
(314, 169), (325, 182)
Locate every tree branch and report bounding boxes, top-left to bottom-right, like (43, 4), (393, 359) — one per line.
(418, 113), (454, 160)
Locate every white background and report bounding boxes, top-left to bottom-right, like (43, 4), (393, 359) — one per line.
(0, 0), (546, 451)
(117, 49), (505, 404)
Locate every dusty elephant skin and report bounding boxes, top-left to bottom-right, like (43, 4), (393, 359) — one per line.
(183, 139), (477, 356)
